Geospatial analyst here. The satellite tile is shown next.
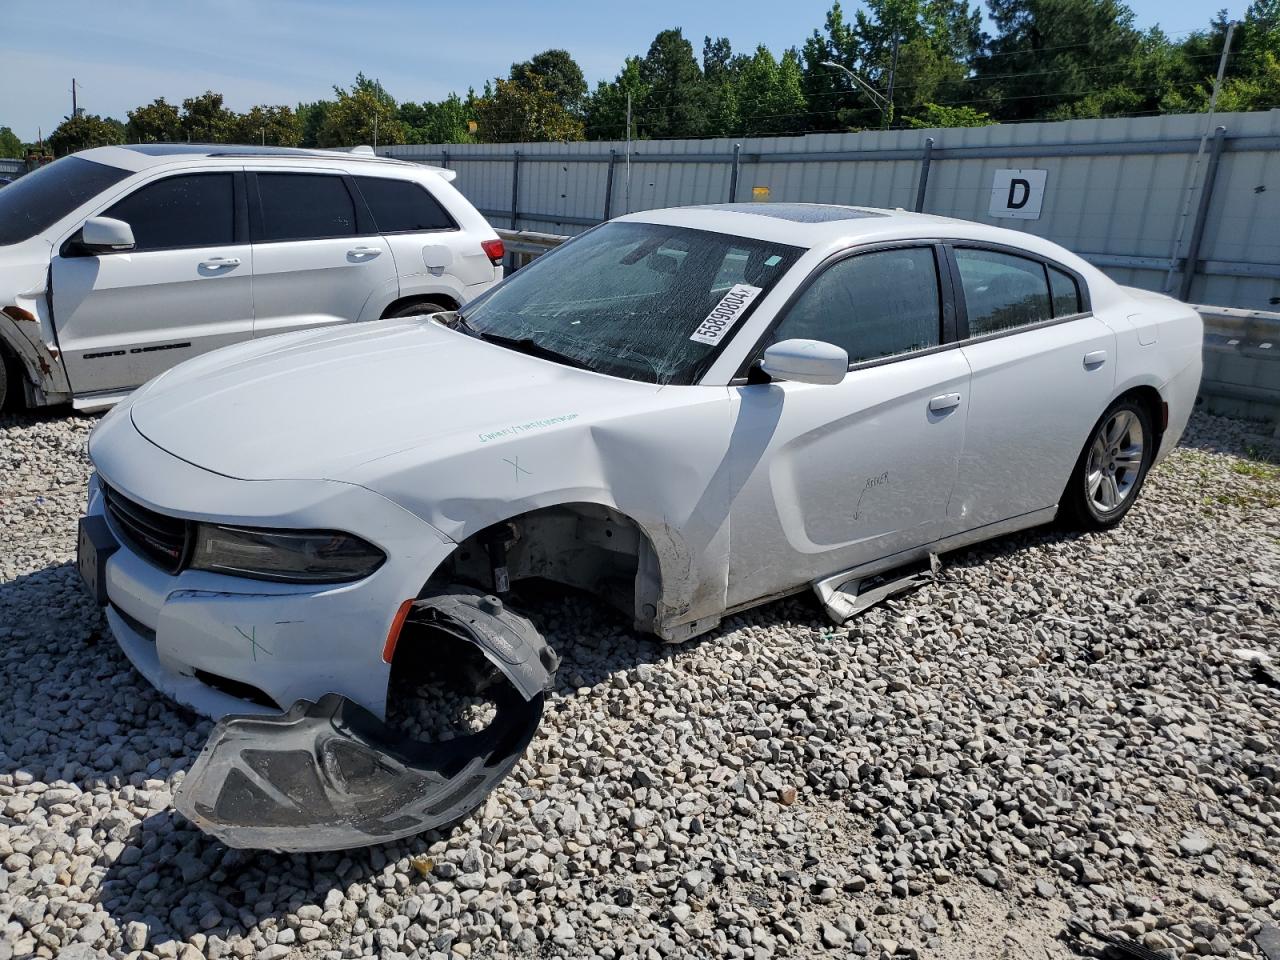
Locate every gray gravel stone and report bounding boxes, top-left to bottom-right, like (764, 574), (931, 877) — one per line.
(1, 409), (1277, 960)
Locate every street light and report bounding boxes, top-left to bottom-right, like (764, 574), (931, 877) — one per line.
(821, 60), (893, 130)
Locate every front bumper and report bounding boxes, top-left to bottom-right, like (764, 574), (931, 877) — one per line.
(85, 419), (457, 720)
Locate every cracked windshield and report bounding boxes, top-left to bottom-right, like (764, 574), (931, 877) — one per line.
(458, 221), (802, 384)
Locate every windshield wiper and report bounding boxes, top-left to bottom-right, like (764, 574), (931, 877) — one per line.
(472, 331), (591, 371)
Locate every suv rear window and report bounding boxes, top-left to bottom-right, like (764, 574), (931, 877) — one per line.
(256, 173), (357, 242)
(0, 157), (131, 246)
(354, 176), (455, 233)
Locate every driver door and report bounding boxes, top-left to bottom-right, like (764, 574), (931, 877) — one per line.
(726, 244), (971, 607)
(52, 170), (253, 397)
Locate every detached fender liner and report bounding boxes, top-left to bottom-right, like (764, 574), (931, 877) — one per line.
(174, 591), (557, 852)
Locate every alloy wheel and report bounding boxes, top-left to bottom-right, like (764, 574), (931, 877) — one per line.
(1085, 408), (1145, 514)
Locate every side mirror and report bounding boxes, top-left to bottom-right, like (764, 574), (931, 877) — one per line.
(759, 338), (849, 385)
(80, 217), (135, 254)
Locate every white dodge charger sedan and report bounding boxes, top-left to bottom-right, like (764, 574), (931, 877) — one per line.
(80, 203), (1202, 850)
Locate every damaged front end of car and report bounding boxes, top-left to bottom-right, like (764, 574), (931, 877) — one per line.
(174, 590), (558, 852)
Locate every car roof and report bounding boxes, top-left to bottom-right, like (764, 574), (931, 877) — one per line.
(75, 143), (423, 174)
(619, 202), (1088, 267)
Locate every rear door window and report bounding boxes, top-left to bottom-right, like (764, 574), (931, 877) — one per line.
(953, 248), (1052, 336)
(353, 176), (455, 232)
(256, 173), (357, 242)
(1049, 265), (1083, 317)
(103, 173), (234, 251)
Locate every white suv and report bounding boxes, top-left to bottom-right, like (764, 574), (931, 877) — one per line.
(0, 144), (503, 411)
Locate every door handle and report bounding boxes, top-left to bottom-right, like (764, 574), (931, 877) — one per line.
(347, 246), (382, 259)
(1083, 349), (1108, 368)
(200, 257), (240, 269)
(928, 393), (962, 413)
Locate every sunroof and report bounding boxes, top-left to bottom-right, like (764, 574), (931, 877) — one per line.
(700, 203), (887, 223)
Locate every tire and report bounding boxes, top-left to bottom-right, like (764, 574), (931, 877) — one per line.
(0, 352), (8, 412)
(383, 300), (452, 320)
(1060, 397), (1155, 530)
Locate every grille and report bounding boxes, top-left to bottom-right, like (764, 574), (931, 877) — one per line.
(103, 484), (190, 574)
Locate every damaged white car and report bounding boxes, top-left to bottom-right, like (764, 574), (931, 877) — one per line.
(80, 203), (1202, 850)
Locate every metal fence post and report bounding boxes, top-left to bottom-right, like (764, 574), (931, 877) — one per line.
(441, 150), (449, 169)
(510, 150), (521, 229)
(729, 144), (741, 203)
(914, 137), (934, 213)
(1179, 126), (1228, 302)
(604, 149), (617, 220)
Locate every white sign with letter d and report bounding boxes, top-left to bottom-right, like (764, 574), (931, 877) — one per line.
(989, 169), (1048, 220)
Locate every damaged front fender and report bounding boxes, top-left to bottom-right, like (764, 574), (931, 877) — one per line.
(173, 591), (557, 852)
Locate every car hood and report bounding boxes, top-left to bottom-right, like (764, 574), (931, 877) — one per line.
(129, 318), (659, 481)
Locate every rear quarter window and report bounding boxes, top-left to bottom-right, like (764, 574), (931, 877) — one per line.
(353, 176), (455, 233)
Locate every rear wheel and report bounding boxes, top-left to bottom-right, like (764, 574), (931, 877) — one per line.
(1060, 398), (1154, 530)
(384, 300), (451, 320)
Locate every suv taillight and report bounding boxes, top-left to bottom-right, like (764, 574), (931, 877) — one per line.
(481, 238), (505, 265)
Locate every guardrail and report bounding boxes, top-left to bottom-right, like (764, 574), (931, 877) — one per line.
(497, 228), (567, 271)
(494, 229), (1280, 429)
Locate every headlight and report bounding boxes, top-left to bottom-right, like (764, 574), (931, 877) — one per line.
(188, 525), (386, 583)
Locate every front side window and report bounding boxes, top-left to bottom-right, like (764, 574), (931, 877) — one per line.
(954, 248), (1052, 335)
(460, 222), (802, 385)
(354, 176), (454, 232)
(256, 173), (356, 242)
(0, 157), (131, 246)
(771, 246), (942, 365)
(103, 173), (234, 251)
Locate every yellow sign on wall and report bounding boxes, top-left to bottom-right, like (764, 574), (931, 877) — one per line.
(752, 186), (770, 202)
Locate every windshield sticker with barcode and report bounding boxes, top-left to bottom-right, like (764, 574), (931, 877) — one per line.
(689, 283), (764, 346)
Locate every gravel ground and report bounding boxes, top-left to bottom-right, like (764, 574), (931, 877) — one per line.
(1, 409), (1278, 960)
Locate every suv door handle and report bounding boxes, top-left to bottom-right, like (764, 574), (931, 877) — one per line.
(1083, 350), (1108, 368)
(928, 393), (962, 413)
(200, 257), (240, 269)
(347, 246), (383, 259)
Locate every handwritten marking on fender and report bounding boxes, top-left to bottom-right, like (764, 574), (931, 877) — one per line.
(689, 284), (763, 346)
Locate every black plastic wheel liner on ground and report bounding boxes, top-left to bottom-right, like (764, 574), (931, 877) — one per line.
(173, 590), (557, 853)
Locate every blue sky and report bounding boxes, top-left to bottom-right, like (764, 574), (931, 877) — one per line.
(1, 0), (1239, 141)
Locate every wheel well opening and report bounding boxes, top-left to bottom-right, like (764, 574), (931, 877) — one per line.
(1120, 385), (1165, 444)
(381, 294), (459, 319)
(425, 503), (663, 632)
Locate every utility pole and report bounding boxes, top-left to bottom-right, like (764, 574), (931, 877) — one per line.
(71, 78), (78, 118)
(625, 91), (632, 214)
(373, 108), (379, 149)
(1164, 20), (1238, 294)
(885, 37), (899, 130)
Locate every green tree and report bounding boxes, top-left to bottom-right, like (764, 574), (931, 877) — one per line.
(296, 100), (332, 147)
(800, 2), (867, 130)
(733, 46), (809, 135)
(399, 94), (476, 144)
(47, 113), (125, 156)
(638, 28), (713, 138)
(1163, 2), (1280, 113)
(584, 57), (650, 140)
(904, 102), (994, 125)
(181, 91), (236, 142)
(231, 105), (303, 146)
(0, 126), (22, 159)
(126, 98), (182, 142)
(974, 0), (1145, 121)
(510, 50), (588, 115)
(320, 74), (405, 147)
(474, 76), (584, 142)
